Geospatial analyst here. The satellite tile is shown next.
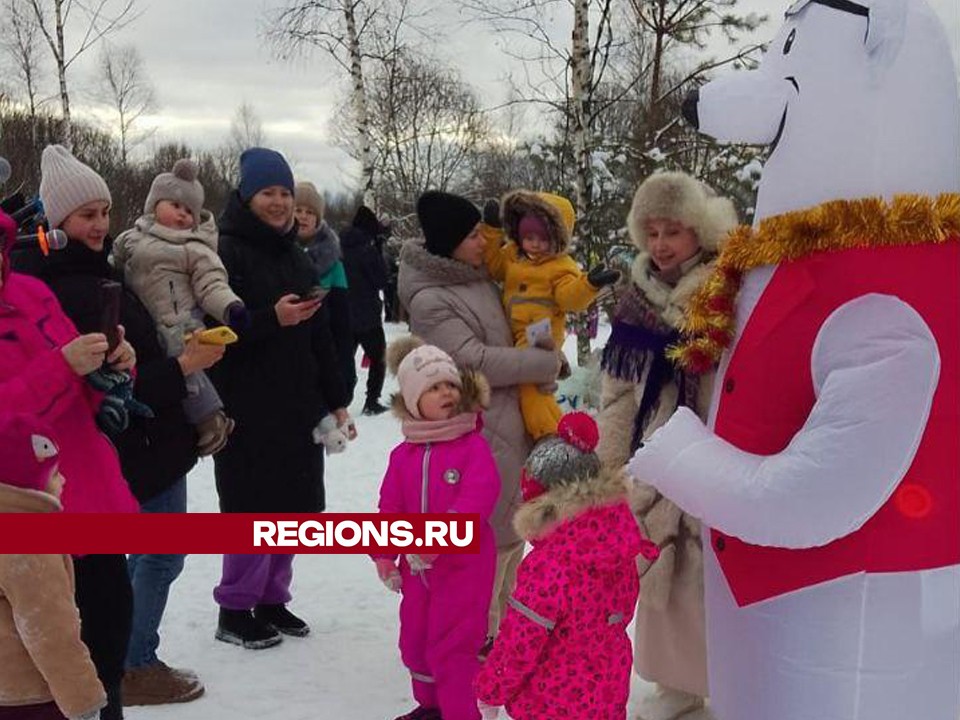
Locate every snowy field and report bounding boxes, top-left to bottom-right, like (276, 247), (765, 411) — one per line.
(130, 321), (713, 720)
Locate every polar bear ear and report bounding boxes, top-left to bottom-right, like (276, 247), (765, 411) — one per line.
(861, 0), (907, 61)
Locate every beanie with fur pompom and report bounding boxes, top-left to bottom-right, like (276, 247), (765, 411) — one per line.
(144, 159), (205, 226)
(524, 411), (601, 490)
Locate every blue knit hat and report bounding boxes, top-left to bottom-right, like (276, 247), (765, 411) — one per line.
(238, 147), (294, 202)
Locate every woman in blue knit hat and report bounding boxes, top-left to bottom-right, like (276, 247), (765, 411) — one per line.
(209, 147), (354, 649)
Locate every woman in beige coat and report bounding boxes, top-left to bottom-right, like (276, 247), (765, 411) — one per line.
(398, 191), (559, 651)
(596, 172), (737, 720)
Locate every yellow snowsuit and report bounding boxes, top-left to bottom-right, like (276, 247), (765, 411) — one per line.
(482, 191), (599, 439)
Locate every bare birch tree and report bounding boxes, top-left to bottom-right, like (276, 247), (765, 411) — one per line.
(1, 0), (48, 151)
(97, 43), (155, 165)
(25, 0), (139, 149)
(266, 0), (424, 208)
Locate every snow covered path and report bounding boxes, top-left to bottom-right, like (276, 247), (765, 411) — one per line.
(129, 323), (712, 720)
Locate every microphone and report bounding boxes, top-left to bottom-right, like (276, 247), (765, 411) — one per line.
(16, 227), (68, 255)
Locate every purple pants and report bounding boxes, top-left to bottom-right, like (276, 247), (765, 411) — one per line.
(0, 703), (67, 719)
(213, 554), (295, 610)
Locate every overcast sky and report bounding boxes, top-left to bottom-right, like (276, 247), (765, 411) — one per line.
(61, 0), (960, 194)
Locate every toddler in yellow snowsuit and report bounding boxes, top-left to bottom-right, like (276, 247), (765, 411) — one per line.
(481, 191), (619, 439)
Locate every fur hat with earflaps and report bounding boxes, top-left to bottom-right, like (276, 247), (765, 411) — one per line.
(386, 335), (490, 419)
(627, 171), (738, 253)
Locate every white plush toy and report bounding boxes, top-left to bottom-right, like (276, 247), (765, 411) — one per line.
(312, 414), (348, 455)
(629, 2), (960, 719)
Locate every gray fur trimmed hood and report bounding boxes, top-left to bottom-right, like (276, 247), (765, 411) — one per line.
(627, 172), (738, 253)
(513, 466), (631, 541)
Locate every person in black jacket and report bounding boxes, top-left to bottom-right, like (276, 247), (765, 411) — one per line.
(209, 148), (352, 650)
(16, 145), (213, 717)
(340, 204), (390, 414)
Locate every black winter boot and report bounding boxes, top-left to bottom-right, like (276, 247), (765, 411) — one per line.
(254, 603), (310, 637)
(394, 707), (442, 720)
(215, 608), (282, 649)
(362, 399), (389, 416)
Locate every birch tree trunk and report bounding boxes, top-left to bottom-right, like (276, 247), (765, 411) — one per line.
(571, 0), (594, 364)
(53, 0), (71, 148)
(343, 0), (376, 209)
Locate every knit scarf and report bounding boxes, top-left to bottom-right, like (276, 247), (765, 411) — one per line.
(401, 412), (479, 444)
(601, 254), (707, 452)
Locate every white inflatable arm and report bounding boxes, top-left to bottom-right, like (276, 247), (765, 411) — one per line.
(628, 294), (939, 548)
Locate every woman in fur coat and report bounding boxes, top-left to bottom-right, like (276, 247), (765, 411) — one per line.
(596, 172), (738, 720)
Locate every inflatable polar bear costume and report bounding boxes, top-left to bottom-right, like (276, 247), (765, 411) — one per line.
(628, 2), (960, 719)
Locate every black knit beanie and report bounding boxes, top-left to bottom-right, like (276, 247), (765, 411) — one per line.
(416, 191), (481, 258)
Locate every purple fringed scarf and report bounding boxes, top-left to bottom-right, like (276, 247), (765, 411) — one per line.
(601, 284), (699, 452)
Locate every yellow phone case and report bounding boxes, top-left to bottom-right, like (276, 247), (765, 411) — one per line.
(194, 326), (238, 345)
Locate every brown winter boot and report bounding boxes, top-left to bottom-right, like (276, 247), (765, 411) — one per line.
(196, 410), (235, 456)
(121, 661), (204, 706)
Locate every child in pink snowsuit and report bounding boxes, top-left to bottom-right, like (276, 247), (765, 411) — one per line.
(475, 412), (660, 720)
(373, 336), (500, 720)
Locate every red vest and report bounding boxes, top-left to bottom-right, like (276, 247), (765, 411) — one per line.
(712, 242), (960, 606)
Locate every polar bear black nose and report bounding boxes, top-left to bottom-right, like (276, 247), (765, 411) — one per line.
(682, 88), (700, 129)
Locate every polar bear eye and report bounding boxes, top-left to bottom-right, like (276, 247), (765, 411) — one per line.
(783, 28), (797, 55)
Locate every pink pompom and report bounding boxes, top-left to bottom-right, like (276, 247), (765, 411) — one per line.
(557, 411), (599, 453)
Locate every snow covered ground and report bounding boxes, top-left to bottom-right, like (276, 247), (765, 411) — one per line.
(130, 322), (713, 720)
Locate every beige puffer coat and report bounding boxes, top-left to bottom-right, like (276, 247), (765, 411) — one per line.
(112, 211), (240, 351)
(0, 484), (105, 719)
(398, 240), (558, 548)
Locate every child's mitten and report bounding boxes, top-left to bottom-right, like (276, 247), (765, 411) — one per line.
(375, 558), (402, 592)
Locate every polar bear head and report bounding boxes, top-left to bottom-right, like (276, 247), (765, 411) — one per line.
(686, 0), (959, 221)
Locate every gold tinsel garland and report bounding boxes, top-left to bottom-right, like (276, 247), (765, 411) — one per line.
(669, 193), (960, 373)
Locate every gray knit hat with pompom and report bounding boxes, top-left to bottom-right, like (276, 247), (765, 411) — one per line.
(144, 159), (204, 226)
(524, 411), (602, 489)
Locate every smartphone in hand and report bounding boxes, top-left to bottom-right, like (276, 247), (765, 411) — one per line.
(298, 286), (329, 303)
(99, 281), (123, 353)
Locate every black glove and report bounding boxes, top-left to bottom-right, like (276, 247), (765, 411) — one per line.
(587, 264), (620, 288)
(482, 199), (501, 228)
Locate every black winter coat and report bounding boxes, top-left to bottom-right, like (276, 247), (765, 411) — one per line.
(11, 239), (198, 503)
(340, 210), (388, 333)
(210, 193), (348, 513)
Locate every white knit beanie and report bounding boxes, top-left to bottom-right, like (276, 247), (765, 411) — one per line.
(396, 345), (462, 419)
(144, 159), (204, 225)
(39, 145), (112, 229)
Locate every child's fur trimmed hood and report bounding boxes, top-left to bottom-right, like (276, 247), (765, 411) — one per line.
(502, 190), (576, 255)
(386, 335), (491, 421)
(513, 466), (632, 541)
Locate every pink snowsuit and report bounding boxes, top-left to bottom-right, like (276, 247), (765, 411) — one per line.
(375, 421), (499, 720)
(476, 500), (644, 720)
(0, 262), (138, 515)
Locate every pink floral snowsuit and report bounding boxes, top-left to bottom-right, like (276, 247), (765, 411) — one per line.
(375, 422), (500, 720)
(476, 499), (647, 720)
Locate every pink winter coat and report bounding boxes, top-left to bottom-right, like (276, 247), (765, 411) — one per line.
(476, 469), (651, 720)
(376, 416), (500, 566)
(0, 271), (138, 514)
